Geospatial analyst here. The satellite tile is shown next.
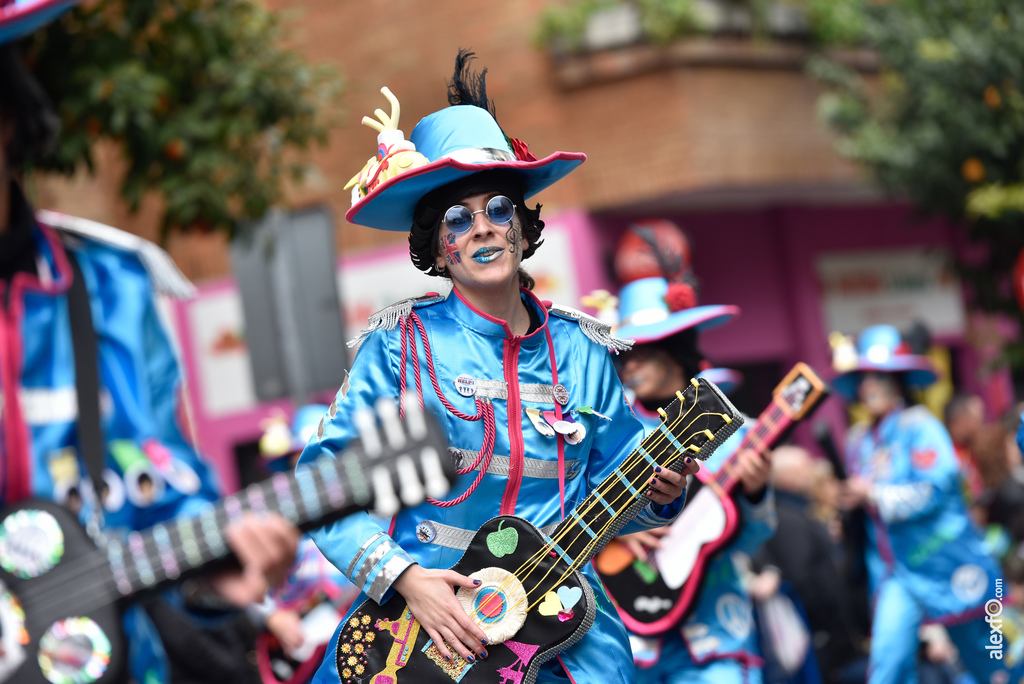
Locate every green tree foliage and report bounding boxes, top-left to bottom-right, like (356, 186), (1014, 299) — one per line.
(20, 0), (341, 238)
(811, 1), (1024, 361)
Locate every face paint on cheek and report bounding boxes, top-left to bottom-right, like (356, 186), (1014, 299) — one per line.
(506, 223), (522, 260)
(441, 232), (461, 266)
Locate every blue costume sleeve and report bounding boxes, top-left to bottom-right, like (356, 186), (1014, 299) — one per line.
(870, 410), (958, 524)
(297, 330), (415, 604)
(576, 345), (684, 534)
(731, 486), (778, 555)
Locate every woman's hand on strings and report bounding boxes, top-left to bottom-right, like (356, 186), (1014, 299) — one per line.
(646, 459), (697, 506)
(393, 564), (489, 662)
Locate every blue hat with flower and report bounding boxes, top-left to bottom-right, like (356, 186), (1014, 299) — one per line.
(259, 404), (329, 471)
(615, 277), (739, 344)
(0, 0), (77, 45)
(831, 324), (938, 401)
(344, 50), (584, 232)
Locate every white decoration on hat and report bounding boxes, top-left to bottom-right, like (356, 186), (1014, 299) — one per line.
(622, 307), (669, 328)
(865, 344), (891, 364)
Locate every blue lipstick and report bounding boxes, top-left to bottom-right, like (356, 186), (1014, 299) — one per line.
(472, 247), (503, 264)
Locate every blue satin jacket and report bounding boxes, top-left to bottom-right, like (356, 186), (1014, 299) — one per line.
(0, 217), (220, 683)
(630, 405), (776, 669)
(300, 287), (685, 683)
(845, 405), (999, 621)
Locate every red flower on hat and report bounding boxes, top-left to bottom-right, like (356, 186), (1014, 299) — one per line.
(509, 137), (537, 162)
(664, 282), (697, 312)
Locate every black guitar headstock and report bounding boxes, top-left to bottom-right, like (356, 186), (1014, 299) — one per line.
(653, 377), (744, 463)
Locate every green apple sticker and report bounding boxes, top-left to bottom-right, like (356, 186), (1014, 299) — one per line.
(486, 521), (519, 558)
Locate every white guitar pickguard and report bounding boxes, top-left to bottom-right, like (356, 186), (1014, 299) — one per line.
(653, 487), (727, 590)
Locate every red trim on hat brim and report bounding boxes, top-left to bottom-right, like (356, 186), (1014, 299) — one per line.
(0, 0), (76, 32)
(345, 150), (586, 231)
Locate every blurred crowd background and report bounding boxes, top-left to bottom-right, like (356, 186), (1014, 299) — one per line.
(12, 0), (1024, 681)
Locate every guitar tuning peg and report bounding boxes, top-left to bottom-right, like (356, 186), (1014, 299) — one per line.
(375, 397), (407, 451)
(402, 394), (427, 439)
(395, 455), (425, 506)
(371, 465), (400, 517)
(419, 447), (451, 499)
(353, 407), (383, 458)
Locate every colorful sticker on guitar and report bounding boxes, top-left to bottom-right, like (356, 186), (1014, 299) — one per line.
(336, 613), (374, 684)
(486, 521), (518, 558)
(0, 509), (64, 578)
(0, 590), (29, 646)
(367, 606), (419, 683)
(537, 591), (563, 616)
(496, 641), (540, 684)
(556, 586), (582, 610)
(37, 617), (111, 684)
(422, 639), (474, 681)
(632, 559), (659, 584)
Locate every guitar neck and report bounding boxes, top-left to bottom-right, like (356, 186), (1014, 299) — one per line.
(714, 396), (794, 493)
(107, 447), (389, 598)
(549, 379), (741, 572)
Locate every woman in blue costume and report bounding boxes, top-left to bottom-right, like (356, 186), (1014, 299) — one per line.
(298, 52), (699, 683)
(833, 325), (1006, 684)
(609, 271), (777, 684)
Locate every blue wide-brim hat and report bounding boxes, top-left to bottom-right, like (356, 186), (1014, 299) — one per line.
(345, 104), (584, 232)
(0, 0), (77, 45)
(696, 367), (743, 396)
(832, 324), (938, 401)
(615, 277), (739, 344)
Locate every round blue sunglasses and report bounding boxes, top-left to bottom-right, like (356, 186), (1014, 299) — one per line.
(443, 195), (517, 235)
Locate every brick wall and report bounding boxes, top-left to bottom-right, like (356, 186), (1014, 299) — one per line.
(33, 0), (864, 283)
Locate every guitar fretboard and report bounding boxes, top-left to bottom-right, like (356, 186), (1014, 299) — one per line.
(548, 379), (740, 571)
(713, 396), (794, 492)
(105, 444), (444, 597)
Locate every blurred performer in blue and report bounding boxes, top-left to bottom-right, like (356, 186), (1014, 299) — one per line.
(255, 406), (359, 684)
(611, 273), (777, 684)
(299, 51), (699, 683)
(0, 5), (297, 681)
(833, 325), (1006, 684)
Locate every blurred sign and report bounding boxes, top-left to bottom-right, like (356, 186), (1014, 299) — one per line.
(816, 248), (965, 335)
(187, 289), (257, 417)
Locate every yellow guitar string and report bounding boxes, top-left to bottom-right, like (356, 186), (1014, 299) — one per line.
(481, 409), (722, 625)
(490, 385), (702, 587)
(514, 410), (732, 617)
(468, 383), (733, 628)
(481, 386), (707, 607)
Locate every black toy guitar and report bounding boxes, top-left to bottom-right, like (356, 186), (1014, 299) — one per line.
(0, 399), (455, 684)
(596, 363), (828, 635)
(335, 377), (742, 684)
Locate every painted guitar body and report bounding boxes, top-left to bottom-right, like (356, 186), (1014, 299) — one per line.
(597, 474), (739, 635)
(0, 499), (127, 684)
(341, 515), (592, 684)
(596, 363), (829, 637)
